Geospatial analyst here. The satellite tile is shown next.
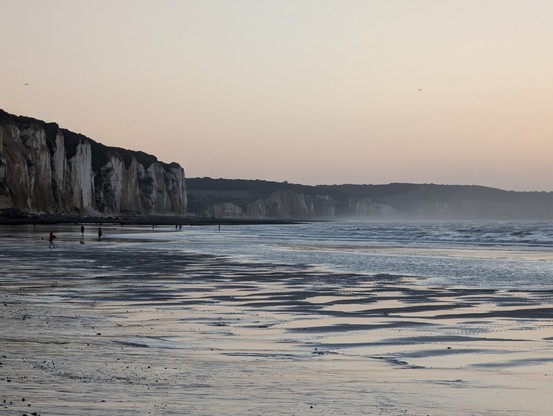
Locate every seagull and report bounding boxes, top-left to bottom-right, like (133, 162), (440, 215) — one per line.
(418, 88), (422, 91)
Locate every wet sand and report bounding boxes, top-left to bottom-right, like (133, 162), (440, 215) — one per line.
(1, 225), (553, 415)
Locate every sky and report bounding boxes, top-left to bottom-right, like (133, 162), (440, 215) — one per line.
(2, 0), (553, 191)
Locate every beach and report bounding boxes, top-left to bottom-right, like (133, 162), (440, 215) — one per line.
(1, 224), (553, 415)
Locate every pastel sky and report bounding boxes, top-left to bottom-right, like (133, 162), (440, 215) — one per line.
(2, 1), (553, 191)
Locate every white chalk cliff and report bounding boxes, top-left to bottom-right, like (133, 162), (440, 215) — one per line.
(0, 110), (187, 216)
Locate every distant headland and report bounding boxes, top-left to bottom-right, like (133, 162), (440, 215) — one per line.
(187, 178), (553, 220)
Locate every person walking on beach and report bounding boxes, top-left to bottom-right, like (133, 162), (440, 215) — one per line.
(81, 225), (85, 234)
(48, 231), (56, 248)
(98, 227), (103, 239)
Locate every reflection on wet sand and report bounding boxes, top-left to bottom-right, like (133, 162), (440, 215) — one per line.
(1, 225), (553, 415)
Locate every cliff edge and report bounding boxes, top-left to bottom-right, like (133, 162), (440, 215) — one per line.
(0, 109), (187, 216)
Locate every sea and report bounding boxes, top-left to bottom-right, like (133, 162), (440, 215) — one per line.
(110, 220), (553, 291)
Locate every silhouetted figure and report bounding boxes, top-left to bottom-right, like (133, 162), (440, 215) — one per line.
(81, 225), (85, 234)
(98, 227), (103, 239)
(49, 231), (56, 248)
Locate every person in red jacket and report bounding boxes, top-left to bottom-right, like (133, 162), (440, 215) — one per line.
(49, 231), (56, 248)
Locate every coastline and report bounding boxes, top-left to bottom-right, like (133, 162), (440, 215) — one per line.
(0, 211), (301, 226)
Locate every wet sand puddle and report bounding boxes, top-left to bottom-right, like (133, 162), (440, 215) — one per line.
(1, 227), (553, 415)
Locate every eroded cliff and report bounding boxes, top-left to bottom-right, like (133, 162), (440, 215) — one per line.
(0, 110), (187, 216)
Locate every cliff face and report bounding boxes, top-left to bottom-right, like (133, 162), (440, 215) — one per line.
(208, 191), (320, 219)
(0, 110), (187, 216)
(207, 190), (395, 219)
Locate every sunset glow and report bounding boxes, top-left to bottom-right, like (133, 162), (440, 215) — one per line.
(2, 0), (552, 190)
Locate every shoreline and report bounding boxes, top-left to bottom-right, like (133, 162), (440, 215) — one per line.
(0, 212), (302, 226)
